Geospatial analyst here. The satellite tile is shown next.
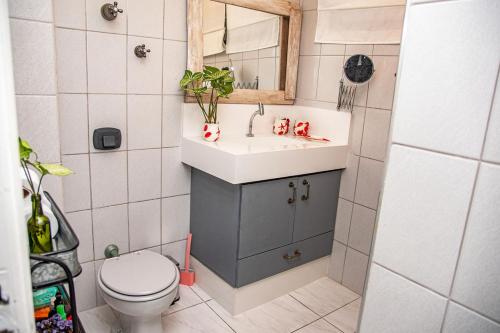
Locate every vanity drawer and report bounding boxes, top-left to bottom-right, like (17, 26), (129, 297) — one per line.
(236, 232), (333, 287)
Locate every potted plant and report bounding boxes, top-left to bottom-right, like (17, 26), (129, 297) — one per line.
(19, 138), (72, 254)
(179, 66), (234, 142)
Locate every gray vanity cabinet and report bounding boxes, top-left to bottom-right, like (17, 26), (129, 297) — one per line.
(239, 177), (297, 258)
(190, 168), (341, 288)
(293, 172), (341, 242)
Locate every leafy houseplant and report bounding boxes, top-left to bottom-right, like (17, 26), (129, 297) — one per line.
(19, 138), (72, 254)
(179, 66), (234, 141)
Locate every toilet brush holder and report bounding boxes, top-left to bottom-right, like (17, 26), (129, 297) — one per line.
(180, 233), (195, 286)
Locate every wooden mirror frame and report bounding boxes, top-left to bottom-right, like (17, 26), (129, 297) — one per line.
(186, 0), (302, 105)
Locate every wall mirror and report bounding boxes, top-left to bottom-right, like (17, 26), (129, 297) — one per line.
(187, 0), (302, 105)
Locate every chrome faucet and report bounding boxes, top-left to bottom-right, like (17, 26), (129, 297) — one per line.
(246, 103), (264, 137)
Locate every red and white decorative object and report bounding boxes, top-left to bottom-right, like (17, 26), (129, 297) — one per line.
(293, 121), (310, 137)
(202, 123), (220, 142)
(273, 117), (290, 136)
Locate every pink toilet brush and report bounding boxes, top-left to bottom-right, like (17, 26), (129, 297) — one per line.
(180, 233), (195, 286)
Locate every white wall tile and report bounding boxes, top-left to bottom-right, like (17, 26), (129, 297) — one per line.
(373, 44), (400, 56)
(59, 94), (89, 155)
(366, 56), (398, 110)
(8, 0), (53, 22)
(129, 199), (161, 251)
(442, 302), (500, 333)
(163, 40), (187, 94)
(482, 75), (500, 164)
(10, 19), (56, 94)
(16, 96), (60, 162)
(43, 177), (65, 209)
(164, 0), (187, 41)
(162, 95), (183, 147)
(54, 0), (86, 29)
(92, 204), (129, 260)
(161, 195), (190, 244)
(349, 107), (365, 155)
(127, 0), (164, 38)
(316, 56), (344, 103)
(128, 95), (162, 149)
(258, 47), (276, 58)
(241, 59), (258, 85)
(345, 44), (373, 56)
(90, 151), (128, 208)
(341, 248), (368, 295)
(128, 149), (161, 202)
(127, 36), (163, 94)
(348, 204), (376, 255)
(56, 28), (87, 93)
(88, 94), (127, 152)
(334, 198), (352, 244)
(339, 154), (359, 201)
(257, 57), (277, 90)
(87, 32), (126, 93)
(373, 145), (477, 294)
(354, 157), (384, 209)
(66, 210), (94, 262)
(62, 154), (91, 212)
(391, 0), (500, 158)
(361, 108), (391, 161)
(320, 43), (345, 56)
(301, 0), (318, 11)
(359, 264), (447, 333)
(162, 147), (191, 197)
(296, 56), (320, 100)
(86, 0), (127, 34)
(74, 262), (97, 311)
(299, 10), (320, 56)
(93, 259), (106, 306)
(329, 241), (347, 283)
(452, 163), (500, 322)
(162, 239), (187, 267)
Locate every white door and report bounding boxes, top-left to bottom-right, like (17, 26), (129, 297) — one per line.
(0, 0), (35, 331)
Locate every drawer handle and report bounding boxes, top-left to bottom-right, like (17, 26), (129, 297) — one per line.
(301, 179), (310, 201)
(283, 250), (302, 261)
(288, 182), (296, 204)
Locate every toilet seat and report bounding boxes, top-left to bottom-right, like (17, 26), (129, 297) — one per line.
(99, 250), (179, 302)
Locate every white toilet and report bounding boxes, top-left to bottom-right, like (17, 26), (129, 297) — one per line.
(97, 250), (180, 333)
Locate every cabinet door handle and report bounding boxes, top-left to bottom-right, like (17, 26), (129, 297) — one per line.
(288, 182), (296, 204)
(283, 250), (302, 261)
(301, 179), (310, 201)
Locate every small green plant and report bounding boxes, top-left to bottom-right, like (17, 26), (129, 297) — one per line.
(179, 66), (234, 124)
(19, 138), (73, 195)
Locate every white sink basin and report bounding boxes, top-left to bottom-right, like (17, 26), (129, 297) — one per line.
(181, 135), (349, 184)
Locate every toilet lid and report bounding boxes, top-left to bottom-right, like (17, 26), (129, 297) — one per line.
(100, 250), (177, 297)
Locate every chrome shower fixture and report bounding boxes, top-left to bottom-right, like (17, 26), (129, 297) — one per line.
(101, 2), (123, 21)
(134, 44), (151, 58)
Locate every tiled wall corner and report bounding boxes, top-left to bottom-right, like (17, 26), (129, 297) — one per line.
(296, 4), (399, 295)
(360, 0), (500, 331)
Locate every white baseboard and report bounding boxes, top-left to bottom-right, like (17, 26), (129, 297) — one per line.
(191, 256), (330, 315)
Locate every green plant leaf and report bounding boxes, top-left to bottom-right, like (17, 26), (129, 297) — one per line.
(19, 137), (32, 160)
(38, 163), (73, 176)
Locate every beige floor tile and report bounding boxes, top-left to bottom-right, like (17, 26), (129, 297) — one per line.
(324, 299), (362, 333)
(207, 294), (319, 333)
(79, 305), (119, 333)
(166, 285), (203, 314)
(290, 277), (359, 316)
(190, 283), (212, 301)
(295, 319), (343, 333)
(163, 303), (233, 333)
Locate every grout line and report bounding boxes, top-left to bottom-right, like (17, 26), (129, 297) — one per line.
(288, 293), (323, 318)
(321, 297), (361, 319)
(205, 301), (238, 333)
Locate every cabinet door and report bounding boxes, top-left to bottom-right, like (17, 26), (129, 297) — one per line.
(293, 171), (341, 242)
(239, 177), (298, 258)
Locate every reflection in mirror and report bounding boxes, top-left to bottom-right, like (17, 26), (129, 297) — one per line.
(202, 0), (282, 91)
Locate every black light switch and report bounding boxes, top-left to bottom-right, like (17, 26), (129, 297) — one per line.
(93, 128), (121, 150)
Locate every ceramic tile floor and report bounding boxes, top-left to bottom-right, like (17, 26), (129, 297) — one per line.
(79, 277), (361, 333)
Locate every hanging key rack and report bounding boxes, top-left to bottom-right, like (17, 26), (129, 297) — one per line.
(337, 54), (375, 112)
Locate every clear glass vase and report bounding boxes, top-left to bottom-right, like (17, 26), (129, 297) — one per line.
(27, 194), (53, 254)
